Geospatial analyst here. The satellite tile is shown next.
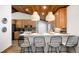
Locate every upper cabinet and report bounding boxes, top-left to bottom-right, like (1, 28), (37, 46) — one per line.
(55, 8), (67, 28)
(16, 20), (23, 28)
(12, 19), (36, 29)
(23, 20), (36, 28)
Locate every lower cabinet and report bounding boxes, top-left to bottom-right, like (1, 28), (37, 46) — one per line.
(14, 31), (20, 40)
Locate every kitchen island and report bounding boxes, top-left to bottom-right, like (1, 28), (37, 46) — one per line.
(20, 32), (73, 52)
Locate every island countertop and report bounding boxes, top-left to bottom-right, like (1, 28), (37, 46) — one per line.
(20, 32), (73, 37)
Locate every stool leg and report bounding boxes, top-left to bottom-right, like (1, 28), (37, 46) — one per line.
(28, 47), (29, 53)
(55, 47), (57, 53)
(66, 47), (69, 53)
(48, 46), (50, 53)
(56, 47), (60, 53)
(35, 47), (37, 53)
(30, 46), (33, 53)
(67, 47), (76, 53)
(74, 47), (76, 53)
(51, 47), (52, 53)
(42, 47), (44, 53)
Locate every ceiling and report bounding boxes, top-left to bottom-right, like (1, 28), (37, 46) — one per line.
(12, 5), (68, 20)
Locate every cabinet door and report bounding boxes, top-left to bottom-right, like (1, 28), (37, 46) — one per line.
(55, 8), (67, 28)
(23, 20), (36, 28)
(59, 8), (67, 28)
(14, 31), (20, 40)
(55, 10), (60, 28)
(16, 20), (23, 28)
(30, 21), (36, 28)
(23, 20), (29, 28)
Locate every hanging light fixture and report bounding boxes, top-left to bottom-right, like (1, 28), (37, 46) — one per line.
(31, 11), (40, 21)
(46, 12), (55, 21)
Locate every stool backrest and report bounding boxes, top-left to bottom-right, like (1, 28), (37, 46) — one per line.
(33, 36), (45, 46)
(66, 36), (79, 45)
(50, 36), (62, 45)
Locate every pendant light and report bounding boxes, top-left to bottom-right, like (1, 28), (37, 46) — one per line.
(31, 11), (40, 21)
(46, 12), (55, 21)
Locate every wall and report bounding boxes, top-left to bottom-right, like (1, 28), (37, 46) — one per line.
(12, 12), (31, 20)
(67, 5), (79, 36)
(37, 21), (48, 33)
(0, 5), (12, 52)
(67, 5), (79, 52)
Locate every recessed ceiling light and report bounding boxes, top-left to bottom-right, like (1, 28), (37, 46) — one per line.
(25, 8), (29, 11)
(42, 12), (44, 15)
(43, 6), (47, 9)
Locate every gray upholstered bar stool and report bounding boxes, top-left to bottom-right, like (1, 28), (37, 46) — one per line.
(33, 36), (46, 53)
(18, 36), (24, 47)
(48, 36), (62, 53)
(65, 36), (79, 53)
(19, 36), (32, 53)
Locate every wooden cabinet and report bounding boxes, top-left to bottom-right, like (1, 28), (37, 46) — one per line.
(23, 20), (36, 28)
(16, 20), (23, 28)
(14, 31), (20, 40)
(12, 20), (36, 40)
(55, 8), (67, 28)
(14, 20), (36, 28)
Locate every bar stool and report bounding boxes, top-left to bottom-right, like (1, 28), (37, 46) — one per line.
(65, 36), (79, 53)
(33, 36), (46, 53)
(48, 36), (62, 53)
(19, 36), (32, 53)
(18, 36), (24, 47)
